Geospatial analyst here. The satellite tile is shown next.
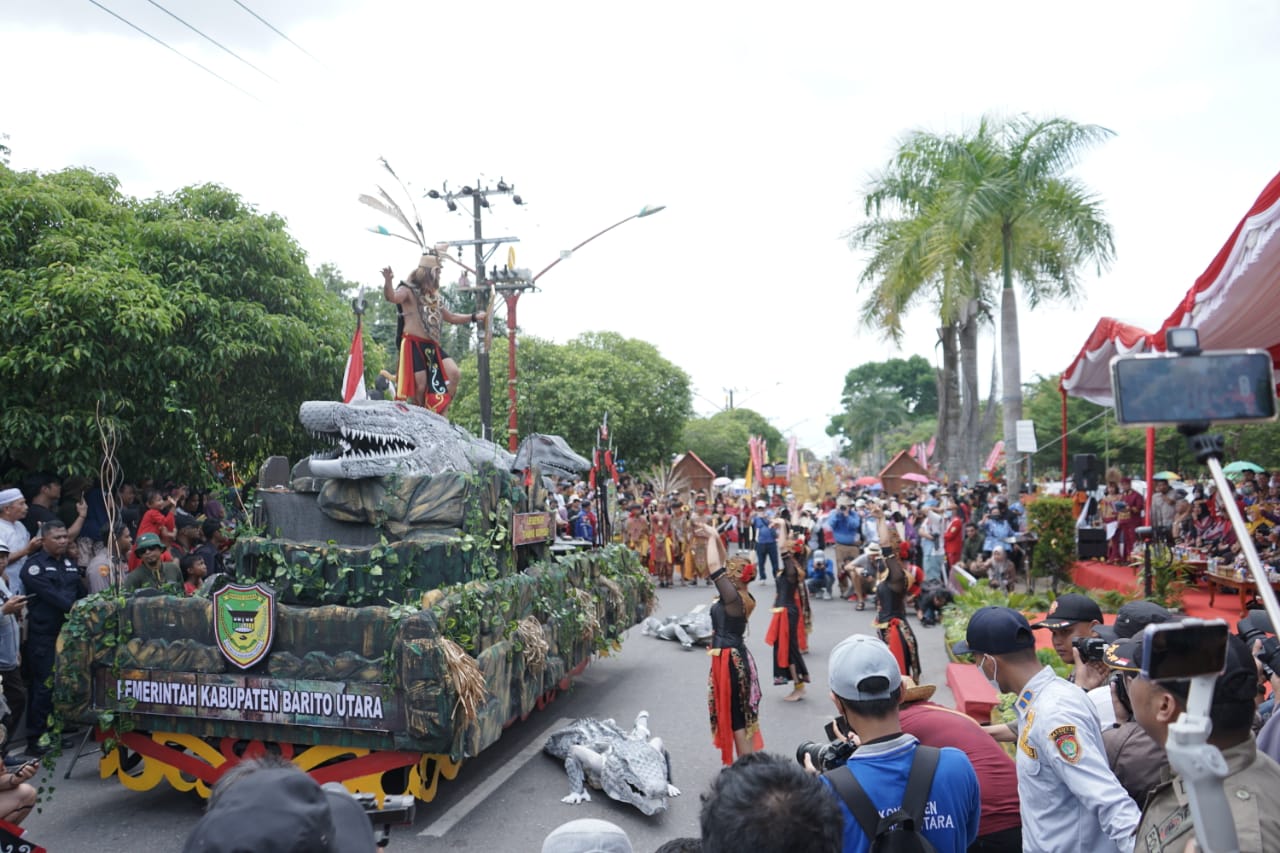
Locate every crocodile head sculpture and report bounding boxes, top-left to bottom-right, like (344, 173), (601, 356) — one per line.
(300, 400), (514, 480)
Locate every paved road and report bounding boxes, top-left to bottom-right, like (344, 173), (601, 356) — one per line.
(22, 577), (955, 851)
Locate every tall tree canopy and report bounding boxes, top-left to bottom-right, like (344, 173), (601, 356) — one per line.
(839, 356), (937, 417)
(0, 166), (353, 481)
(852, 115), (1113, 481)
(826, 356), (938, 467)
(679, 407), (783, 478)
(449, 331), (692, 469)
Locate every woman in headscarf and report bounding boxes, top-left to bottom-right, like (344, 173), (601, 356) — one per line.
(765, 517), (811, 701)
(705, 527), (763, 765)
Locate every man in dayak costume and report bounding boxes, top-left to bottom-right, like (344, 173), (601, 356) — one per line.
(382, 253), (486, 414)
(649, 505), (675, 588)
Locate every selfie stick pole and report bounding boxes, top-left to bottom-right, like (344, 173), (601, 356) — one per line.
(1169, 429), (1280, 853)
(1190, 434), (1280, 638)
(1165, 669), (1238, 853)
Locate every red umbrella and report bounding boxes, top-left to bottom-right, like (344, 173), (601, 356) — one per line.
(853, 476), (881, 487)
(900, 472), (930, 484)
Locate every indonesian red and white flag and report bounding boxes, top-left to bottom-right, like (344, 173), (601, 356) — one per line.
(342, 317), (367, 403)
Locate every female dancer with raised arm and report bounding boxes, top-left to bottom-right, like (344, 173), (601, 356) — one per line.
(704, 525), (762, 764)
(765, 516), (811, 701)
(869, 505), (922, 681)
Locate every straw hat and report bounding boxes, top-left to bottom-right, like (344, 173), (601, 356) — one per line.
(899, 675), (937, 705)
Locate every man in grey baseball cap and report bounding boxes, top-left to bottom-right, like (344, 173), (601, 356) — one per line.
(816, 635), (980, 852)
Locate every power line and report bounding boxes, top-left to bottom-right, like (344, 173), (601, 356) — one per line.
(86, 0), (260, 102)
(144, 0), (279, 83)
(231, 0), (324, 66)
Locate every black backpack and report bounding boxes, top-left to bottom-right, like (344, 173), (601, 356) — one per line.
(825, 745), (940, 853)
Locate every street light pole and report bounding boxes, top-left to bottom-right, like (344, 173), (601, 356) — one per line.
(531, 205), (666, 283)
(496, 205), (666, 452)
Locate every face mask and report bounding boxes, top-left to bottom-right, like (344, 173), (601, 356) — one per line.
(981, 655), (1000, 692)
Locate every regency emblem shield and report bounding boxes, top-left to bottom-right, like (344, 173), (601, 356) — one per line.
(213, 583), (276, 669)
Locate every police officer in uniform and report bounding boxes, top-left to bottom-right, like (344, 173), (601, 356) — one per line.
(1107, 630), (1280, 851)
(956, 606), (1139, 852)
(21, 520), (85, 756)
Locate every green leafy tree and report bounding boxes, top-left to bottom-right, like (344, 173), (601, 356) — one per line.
(838, 356), (937, 417)
(0, 166), (354, 480)
(450, 331), (692, 469)
(827, 356), (939, 468)
(679, 407), (781, 477)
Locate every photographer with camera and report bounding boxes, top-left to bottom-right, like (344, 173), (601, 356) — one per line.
(1105, 629), (1280, 851)
(825, 496), (865, 605)
(1031, 593), (1116, 726)
(957, 606), (1139, 852)
(813, 634), (980, 853)
(1088, 602), (1176, 808)
(1240, 611), (1280, 762)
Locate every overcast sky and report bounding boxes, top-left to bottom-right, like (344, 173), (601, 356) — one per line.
(4, 0), (1279, 458)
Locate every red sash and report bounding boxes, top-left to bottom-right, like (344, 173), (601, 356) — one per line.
(766, 608), (791, 667)
(396, 335), (452, 414)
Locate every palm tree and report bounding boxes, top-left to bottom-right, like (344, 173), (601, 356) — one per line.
(966, 116), (1116, 484)
(849, 132), (995, 480)
(851, 115), (1115, 483)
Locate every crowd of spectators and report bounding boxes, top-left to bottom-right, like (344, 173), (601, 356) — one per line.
(0, 471), (242, 781)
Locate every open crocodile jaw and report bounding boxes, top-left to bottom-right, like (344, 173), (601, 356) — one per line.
(301, 400), (424, 479)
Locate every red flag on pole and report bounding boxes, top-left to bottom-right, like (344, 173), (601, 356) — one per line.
(342, 317), (367, 403)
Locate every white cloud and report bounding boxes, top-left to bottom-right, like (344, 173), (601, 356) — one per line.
(3, 0), (1279, 460)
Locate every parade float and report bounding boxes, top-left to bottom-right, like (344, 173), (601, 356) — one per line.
(49, 400), (652, 804)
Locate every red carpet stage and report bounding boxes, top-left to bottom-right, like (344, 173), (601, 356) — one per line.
(1018, 561), (1250, 654)
(1069, 560), (1246, 621)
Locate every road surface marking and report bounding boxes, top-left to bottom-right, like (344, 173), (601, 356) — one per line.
(418, 716), (571, 837)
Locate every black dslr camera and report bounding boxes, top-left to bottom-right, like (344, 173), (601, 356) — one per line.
(1072, 636), (1108, 664)
(1238, 611), (1280, 677)
(796, 718), (857, 771)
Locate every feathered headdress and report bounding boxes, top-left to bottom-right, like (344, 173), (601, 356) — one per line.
(360, 157), (474, 275)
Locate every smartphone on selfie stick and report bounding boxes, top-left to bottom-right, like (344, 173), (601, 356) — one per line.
(1112, 327), (1280, 853)
(1142, 620), (1237, 853)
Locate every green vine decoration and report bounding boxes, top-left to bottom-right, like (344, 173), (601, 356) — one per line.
(41, 589), (137, 808)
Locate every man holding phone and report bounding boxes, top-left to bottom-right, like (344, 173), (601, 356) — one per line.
(1106, 630), (1280, 851)
(0, 756), (36, 825)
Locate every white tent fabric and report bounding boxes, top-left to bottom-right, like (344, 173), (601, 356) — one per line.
(1062, 171), (1280, 407)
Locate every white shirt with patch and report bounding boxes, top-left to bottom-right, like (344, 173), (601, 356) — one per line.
(1015, 666), (1140, 853)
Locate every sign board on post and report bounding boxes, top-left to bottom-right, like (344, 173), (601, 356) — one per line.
(512, 511), (553, 546)
(1015, 420), (1038, 453)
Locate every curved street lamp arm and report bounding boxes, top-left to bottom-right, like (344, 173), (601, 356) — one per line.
(532, 213), (638, 282)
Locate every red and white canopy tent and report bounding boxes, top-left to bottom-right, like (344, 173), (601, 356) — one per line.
(1059, 170), (1280, 512)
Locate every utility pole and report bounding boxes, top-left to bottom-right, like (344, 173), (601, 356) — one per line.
(425, 178), (523, 442)
(470, 190), (491, 439)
